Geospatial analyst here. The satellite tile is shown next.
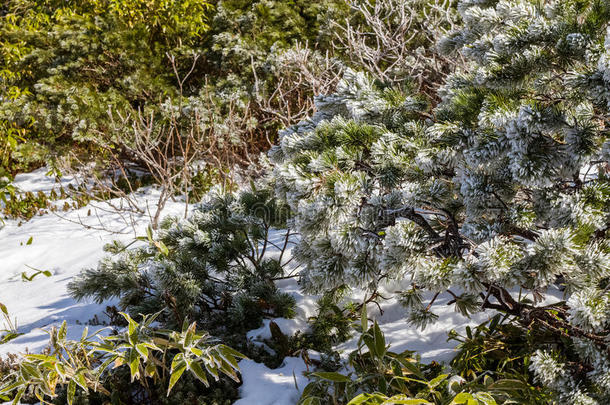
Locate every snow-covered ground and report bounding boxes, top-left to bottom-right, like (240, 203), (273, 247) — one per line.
(0, 170), (187, 356)
(0, 169), (486, 404)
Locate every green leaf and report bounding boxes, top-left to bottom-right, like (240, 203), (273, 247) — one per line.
(146, 225), (153, 241)
(361, 303), (368, 331)
(218, 346), (243, 370)
(135, 343), (149, 359)
(190, 347), (203, 356)
(26, 236), (33, 245)
(301, 397), (321, 405)
(348, 393), (384, 404)
(11, 386), (26, 405)
(97, 356), (117, 376)
(451, 392), (473, 404)
(395, 358), (425, 379)
(382, 397), (431, 405)
(0, 381), (22, 395)
(218, 345), (247, 360)
(20, 362), (42, 379)
(489, 379), (528, 391)
(311, 372), (351, 383)
(184, 322), (197, 347)
(142, 310), (163, 328)
(171, 353), (184, 372)
(0, 302), (7, 315)
(128, 349), (140, 381)
(300, 382), (318, 399)
(373, 321), (385, 359)
(74, 372), (88, 392)
(363, 335), (376, 357)
(58, 321), (67, 341)
(145, 362), (157, 377)
(121, 312), (137, 342)
(157, 240), (169, 256)
(428, 374), (448, 389)
(189, 361), (210, 387)
(0, 332), (23, 344)
(167, 363), (187, 396)
(473, 392), (497, 405)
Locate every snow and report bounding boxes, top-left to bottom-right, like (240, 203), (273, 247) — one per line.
(0, 171), (186, 356)
(234, 357), (309, 405)
(1, 168), (484, 404)
(343, 293), (490, 363)
(10, 167), (77, 194)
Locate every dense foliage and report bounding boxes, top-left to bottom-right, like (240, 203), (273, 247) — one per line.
(271, 0), (610, 402)
(0, 0), (345, 178)
(68, 187), (295, 336)
(2, 0), (610, 403)
(0, 0), (212, 173)
(0, 313), (244, 404)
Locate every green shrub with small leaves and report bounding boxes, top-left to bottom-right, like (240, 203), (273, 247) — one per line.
(298, 307), (502, 405)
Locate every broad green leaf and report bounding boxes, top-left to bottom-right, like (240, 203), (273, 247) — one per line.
(219, 346), (242, 370)
(0, 381), (22, 394)
(473, 392), (497, 405)
(145, 362), (157, 377)
(189, 361), (210, 387)
(428, 374), (448, 389)
(373, 321), (385, 359)
(218, 345), (247, 360)
(143, 310), (163, 327)
(363, 335), (376, 357)
(489, 379), (528, 391)
(190, 347), (203, 357)
(167, 363), (187, 396)
(395, 358), (425, 379)
(312, 372), (351, 383)
(97, 356), (117, 376)
(20, 362), (42, 379)
(451, 392), (474, 404)
(301, 397), (321, 405)
(74, 372), (88, 392)
(157, 240), (169, 256)
(171, 353), (184, 372)
(135, 343), (149, 359)
(184, 322), (197, 347)
(204, 363), (219, 380)
(128, 349), (140, 381)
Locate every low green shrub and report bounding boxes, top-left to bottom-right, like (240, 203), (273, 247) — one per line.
(0, 312), (244, 404)
(298, 308), (503, 405)
(449, 315), (554, 404)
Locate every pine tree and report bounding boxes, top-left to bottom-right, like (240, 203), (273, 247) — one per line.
(69, 187), (296, 336)
(270, 0), (610, 401)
